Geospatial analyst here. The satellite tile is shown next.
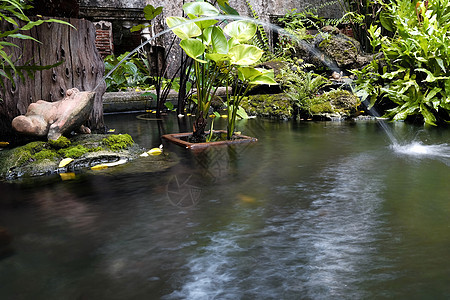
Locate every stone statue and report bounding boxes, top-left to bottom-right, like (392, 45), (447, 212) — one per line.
(12, 88), (95, 140)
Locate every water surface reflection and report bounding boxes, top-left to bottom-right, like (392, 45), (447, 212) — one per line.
(0, 116), (449, 299)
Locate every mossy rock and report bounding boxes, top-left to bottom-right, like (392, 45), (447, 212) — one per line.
(240, 94), (293, 120)
(0, 133), (175, 181)
(102, 134), (134, 151)
(318, 34), (360, 68)
(310, 90), (360, 119)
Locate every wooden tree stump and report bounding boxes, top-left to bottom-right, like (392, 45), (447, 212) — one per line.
(0, 17), (105, 143)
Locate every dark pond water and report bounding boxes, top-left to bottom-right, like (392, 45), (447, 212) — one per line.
(1, 113), (449, 299)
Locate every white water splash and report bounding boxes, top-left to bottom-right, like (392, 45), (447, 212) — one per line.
(392, 142), (450, 157)
(391, 142), (450, 166)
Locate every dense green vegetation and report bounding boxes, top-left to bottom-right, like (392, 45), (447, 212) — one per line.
(353, 0), (450, 125)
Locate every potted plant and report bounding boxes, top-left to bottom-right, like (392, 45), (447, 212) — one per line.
(163, 1), (276, 148)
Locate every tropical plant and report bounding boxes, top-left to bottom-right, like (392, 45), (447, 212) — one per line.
(0, 0), (74, 93)
(337, 0), (382, 52)
(166, 1), (276, 140)
(352, 0), (450, 125)
(280, 66), (330, 117)
(104, 52), (154, 92)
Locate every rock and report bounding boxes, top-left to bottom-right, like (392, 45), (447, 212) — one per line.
(240, 94), (293, 120)
(0, 134), (179, 181)
(318, 34), (360, 68)
(310, 90), (360, 119)
(12, 88), (95, 141)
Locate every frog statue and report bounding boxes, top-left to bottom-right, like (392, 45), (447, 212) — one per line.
(12, 88), (95, 140)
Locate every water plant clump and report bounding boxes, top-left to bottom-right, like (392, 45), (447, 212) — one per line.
(166, 1), (277, 140)
(102, 134), (134, 151)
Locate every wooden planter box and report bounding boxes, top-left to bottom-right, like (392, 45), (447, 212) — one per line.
(162, 130), (257, 150)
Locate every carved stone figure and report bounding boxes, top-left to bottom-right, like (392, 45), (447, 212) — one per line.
(12, 88), (95, 140)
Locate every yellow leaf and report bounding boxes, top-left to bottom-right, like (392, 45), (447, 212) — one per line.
(0, 141), (10, 147)
(147, 148), (162, 155)
(58, 157), (74, 168)
(221, 114), (228, 118)
(108, 128), (116, 133)
(91, 164), (108, 170)
(60, 172), (76, 181)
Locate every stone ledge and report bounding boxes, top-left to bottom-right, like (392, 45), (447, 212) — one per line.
(102, 87), (230, 113)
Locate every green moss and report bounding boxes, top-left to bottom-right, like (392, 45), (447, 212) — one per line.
(58, 145), (90, 158)
(48, 136), (71, 149)
(310, 101), (333, 114)
(240, 94), (292, 120)
(11, 141), (47, 166)
(311, 90), (359, 116)
(102, 134), (134, 151)
(33, 149), (59, 161)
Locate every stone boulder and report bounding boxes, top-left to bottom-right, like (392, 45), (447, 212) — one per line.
(309, 90), (360, 120)
(12, 88), (95, 141)
(241, 94), (293, 120)
(0, 134), (179, 181)
(289, 27), (374, 71)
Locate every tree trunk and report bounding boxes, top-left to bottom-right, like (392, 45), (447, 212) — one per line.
(0, 17), (105, 144)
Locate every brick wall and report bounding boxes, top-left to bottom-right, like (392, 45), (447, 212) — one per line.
(94, 21), (113, 58)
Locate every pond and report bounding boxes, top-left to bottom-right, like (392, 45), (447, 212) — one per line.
(1, 114), (449, 299)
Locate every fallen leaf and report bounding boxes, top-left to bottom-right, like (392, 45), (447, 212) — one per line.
(58, 157), (74, 168)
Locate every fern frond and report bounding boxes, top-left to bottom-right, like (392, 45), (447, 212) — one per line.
(245, 0), (270, 52)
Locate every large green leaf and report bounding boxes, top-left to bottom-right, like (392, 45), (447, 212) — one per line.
(210, 27), (228, 54)
(420, 103), (437, 125)
(183, 2), (219, 16)
(187, 14), (218, 31)
(205, 53), (229, 63)
(229, 45), (263, 65)
(237, 66), (263, 81)
(144, 5), (163, 21)
(218, 2), (240, 15)
(224, 21), (257, 42)
(166, 17), (202, 39)
(238, 67), (276, 85)
(180, 38), (207, 63)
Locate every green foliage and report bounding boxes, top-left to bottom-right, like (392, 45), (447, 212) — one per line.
(166, 1), (276, 139)
(33, 149), (58, 161)
(280, 66), (330, 117)
(244, 0), (270, 54)
(130, 5), (163, 33)
(0, 0), (74, 92)
(102, 134), (134, 151)
(352, 0), (450, 125)
(104, 52), (155, 92)
(337, 0), (382, 51)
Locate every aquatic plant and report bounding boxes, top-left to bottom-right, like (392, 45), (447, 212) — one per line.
(166, 1), (276, 140)
(352, 0), (450, 125)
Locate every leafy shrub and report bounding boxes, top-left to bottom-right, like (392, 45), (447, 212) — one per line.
(280, 67), (330, 117)
(352, 0), (450, 125)
(104, 52), (154, 92)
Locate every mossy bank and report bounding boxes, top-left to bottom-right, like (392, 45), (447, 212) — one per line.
(0, 134), (177, 181)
